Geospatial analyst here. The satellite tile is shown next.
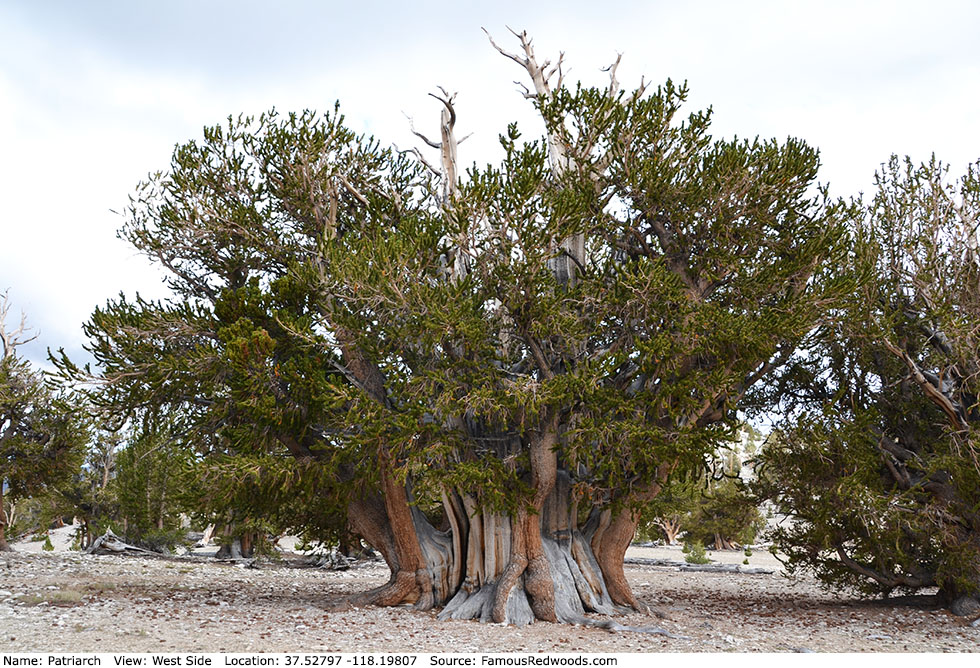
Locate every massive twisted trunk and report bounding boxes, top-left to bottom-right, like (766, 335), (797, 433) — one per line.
(344, 478), (633, 624)
(342, 419), (643, 625)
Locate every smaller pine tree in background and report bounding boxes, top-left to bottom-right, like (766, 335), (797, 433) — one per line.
(639, 425), (766, 550)
(683, 539), (711, 565)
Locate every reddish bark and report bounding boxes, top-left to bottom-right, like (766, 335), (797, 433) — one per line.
(592, 508), (641, 608)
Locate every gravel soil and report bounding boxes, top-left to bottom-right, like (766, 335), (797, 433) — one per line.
(1, 530), (977, 653)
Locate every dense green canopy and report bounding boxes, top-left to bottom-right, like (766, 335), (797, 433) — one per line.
(757, 156), (980, 612)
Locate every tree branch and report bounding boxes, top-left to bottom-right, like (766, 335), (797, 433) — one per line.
(882, 338), (968, 430)
(835, 544), (934, 589)
(405, 114), (441, 149)
(524, 332), (555, 381)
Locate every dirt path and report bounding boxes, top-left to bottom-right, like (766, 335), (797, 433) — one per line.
(1, 542), (976, 653)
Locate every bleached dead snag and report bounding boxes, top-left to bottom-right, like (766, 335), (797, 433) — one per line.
(409, 88), (461, 206)
(625, 556), (774, 575)
(485, 28), (582, 288)
(0, 292), (38, 363)
(678, 564), (775, 574)
(86, 529), (156, 555)
(197, 523), (216, 547)
(484, 28), (569, 171)
(409, 88), (473, 280)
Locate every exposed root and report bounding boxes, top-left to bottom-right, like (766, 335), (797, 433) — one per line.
(343, 569), (419, 609)
(354, 558), (681, 636)
(413, 568), (435, 611)
(491, 555), (527, 622)
(438, 583), (535, 626)
(524, 555), (558, 622)
(439, 585), (495, 622)
(544, 535), (615, 616)
(644, 605), (671, 620)
(599, 621), (689, 639)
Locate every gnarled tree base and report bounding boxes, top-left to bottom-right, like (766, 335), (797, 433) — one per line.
(344, 468), (660, 627)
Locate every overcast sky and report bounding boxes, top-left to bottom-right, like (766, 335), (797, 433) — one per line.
(2, 0), (979, 369)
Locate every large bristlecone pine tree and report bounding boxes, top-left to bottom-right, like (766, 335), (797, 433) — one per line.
(73, 31), (849, 624)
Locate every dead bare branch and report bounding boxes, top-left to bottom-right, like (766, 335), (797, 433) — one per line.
(394, 145), (440, 176)
(0, 290), (39, 360)
(601, 53), (623, 98)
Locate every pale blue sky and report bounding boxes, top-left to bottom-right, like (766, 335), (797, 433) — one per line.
(2, 0), (979, 367)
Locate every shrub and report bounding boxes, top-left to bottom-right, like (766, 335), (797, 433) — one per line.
(132, 527), (188, 554)
(684, 540), (711, 565)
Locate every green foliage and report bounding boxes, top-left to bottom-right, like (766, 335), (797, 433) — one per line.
(757, 156), (980, 601)
(640, 429), (766, 549)
(1, 315), (89, 546)
(1, 357), (88, 498)
(41, 535), (53, 551)
(294, 534), (315, 553)
(683, 476), (765, 549)
(7, 496), (64, 540)
(113, 420), (193, 546)
(136, 527), (189, 554)
(637, 471), (700, 543)
(683, 539), (711, 564)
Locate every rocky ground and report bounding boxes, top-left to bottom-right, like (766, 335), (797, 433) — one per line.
(1, 527), (977, 653)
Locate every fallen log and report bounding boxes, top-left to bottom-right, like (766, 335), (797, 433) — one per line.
(85, 530), (156, 556)
(625, 557), (774, 574)
(678, 563), (774, 574)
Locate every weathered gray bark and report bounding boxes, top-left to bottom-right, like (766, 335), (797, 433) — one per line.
(214, 525), (259, 559)
(1, 290), (38, 360)
(86, 529), (155, 555)
(198, 523), (216, 547)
